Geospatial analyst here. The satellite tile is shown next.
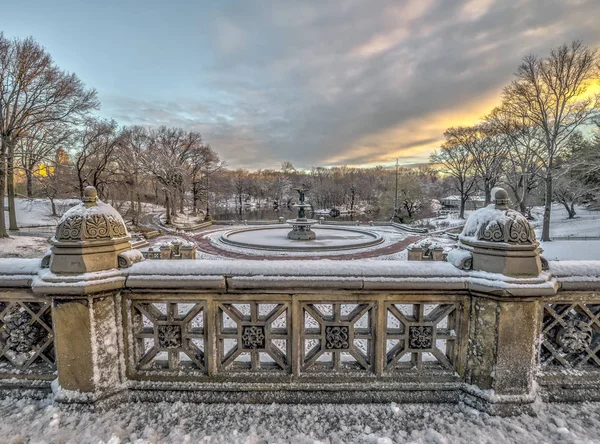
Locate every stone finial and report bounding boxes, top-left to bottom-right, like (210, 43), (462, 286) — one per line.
(451, 187), (542, 276)
(82, 186), (98, 206)
(493, 187), (510, 210)
(49, 188), (142, 275)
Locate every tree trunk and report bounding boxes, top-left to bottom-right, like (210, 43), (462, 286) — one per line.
(165, 191), (171, 225)
(130, 190), (136, 225)
(26, 169), (33, 198)
(7, 139), (18, 231)
(78, 176), (85, 199)
(50, 197), (57, 217)
(569, 202), (577, 219)
(0, 141), (7, 238)
(459, 197), (466, 219)
(192, 182), (198, 214)
(541, 174), (552, 241)
(484, 181), (492, 206)
(137, 194), (142, 223)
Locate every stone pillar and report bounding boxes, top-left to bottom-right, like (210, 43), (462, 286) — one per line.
(465, 296), (540, 415)
(407, 247), (423, 261)
(52, 294), (123, 400)
(450, 188), (556, 414)
(160, 243), (172, 259)
(431, 248), (444, 261)
(32, 186), (142, 402)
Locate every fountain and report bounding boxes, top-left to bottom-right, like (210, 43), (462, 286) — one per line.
(213, 188), (388, 256)
(286, 188), (318, 240)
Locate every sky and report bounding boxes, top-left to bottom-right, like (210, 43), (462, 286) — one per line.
(3, 0), (600, 169)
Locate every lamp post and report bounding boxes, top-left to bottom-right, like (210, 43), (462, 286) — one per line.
(204, 168), (211, 221)
(391, 158), (400, 222)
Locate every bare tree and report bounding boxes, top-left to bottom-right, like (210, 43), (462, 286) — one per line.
(73, 119), (122, 199)
(189, 143), (223, 215)
(444, 125), (507, 205)
(15, 122), (72, 197)
(36, 146), (74, 217)
(430, 141), (478, 219)
(143, 127), (197, 224)
(502, 41), (600, 241)
(553, 174), (595, 219)
(232, 169), (250, 218)
(0, 33), (98, 236)
(118, 126), (153, 224)
(486, 106), (544, 214)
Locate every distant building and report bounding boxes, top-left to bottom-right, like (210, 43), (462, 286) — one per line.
(440, 195), (486, 211)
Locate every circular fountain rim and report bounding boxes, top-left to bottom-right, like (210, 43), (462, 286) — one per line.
(285, 218), (318, 225)
(218, 224), (384, 252)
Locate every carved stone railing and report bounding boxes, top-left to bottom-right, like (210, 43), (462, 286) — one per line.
(123, 293), (467, 380)
(1, 256), (599, 414)
(1, 187), (599, 415)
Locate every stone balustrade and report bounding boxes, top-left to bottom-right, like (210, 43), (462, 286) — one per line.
(0, 186), (599, 416)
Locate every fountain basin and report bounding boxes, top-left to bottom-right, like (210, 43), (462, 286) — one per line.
(219, 225), (384, 252)
(286, 218), (318, 240)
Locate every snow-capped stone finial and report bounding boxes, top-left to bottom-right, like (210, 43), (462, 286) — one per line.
(82, 186), (98, 207)
(448, 187), (542, 276)
(493, 187), (510, 210)
(48, 187), (143, 276)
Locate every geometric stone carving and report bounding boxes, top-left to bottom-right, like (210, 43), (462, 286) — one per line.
(541, 303), (600, 369)
(49, 186), (133, 274)
(0, 300), (55, 375)
(302, 303), (374, 372)
(157, 324), (183, 349)
(455, 188), (541, 276)
(556, 320), (593, 353)
(130, 301), (206, 373)
(386, 303), (459, 372)
(476, 210), (535, 244)
(55, 193), (128, 242)
(217, 302), (290, 372)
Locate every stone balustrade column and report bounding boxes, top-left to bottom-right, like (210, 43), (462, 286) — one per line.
(32, 186), (143, 402)
(448, 188), (557, 414)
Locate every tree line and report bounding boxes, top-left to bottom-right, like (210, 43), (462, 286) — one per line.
(1, 33), (599, 240)
(432, 41), (600, 241)
(0, 32), (223, 236)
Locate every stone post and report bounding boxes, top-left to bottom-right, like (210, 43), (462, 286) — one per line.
(180, 243), (196, 259)
(32, 186), (142, 402)
(407, 247), (423, 261)
(160, 243), (172, 259)
(450, 188), (556, 414)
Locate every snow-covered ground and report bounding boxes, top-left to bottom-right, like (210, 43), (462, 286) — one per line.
(532, 204), (600, 238)
(0, 235), (50, 258)
(3, 197), (78, 227)
(533, 204), (600, 260)
(539, 240), (600, 261)
(1, 396), (599, 443)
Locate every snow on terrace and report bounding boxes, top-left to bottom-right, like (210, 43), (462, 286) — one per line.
(1, 396), (600, 443)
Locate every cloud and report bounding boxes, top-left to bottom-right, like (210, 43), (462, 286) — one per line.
(101, 0), (600, 169)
